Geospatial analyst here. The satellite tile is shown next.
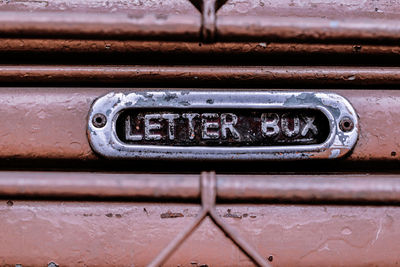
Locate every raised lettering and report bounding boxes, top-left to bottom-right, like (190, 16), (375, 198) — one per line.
(221, 113), (240, 139)
(182, 113), (199, 140)
(144, 114), (162, 140)
(162, 113), (179, 140)
(261, 113), (280, 137)
(301, 115), (318, 136)
(202, 113), (219, 139)
(125, 115), (143, 141)
(281, 113), (300, 137)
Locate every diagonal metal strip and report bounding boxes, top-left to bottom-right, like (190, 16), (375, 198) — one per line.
(148, 172), (270, 267)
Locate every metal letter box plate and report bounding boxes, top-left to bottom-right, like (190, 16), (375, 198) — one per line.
(87, 91), (358, 160)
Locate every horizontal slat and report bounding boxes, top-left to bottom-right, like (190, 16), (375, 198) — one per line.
(0, 11), (399, 43)
(0, 0), (196, 14)
(0, 65), (399, 86)
(1, 0), (400, 44)
(216, 15), (400, 43)
(218, 175), (400, 203)
(0, 172), (200, 200)
(1, 171), (400, 203)
(0, 88), (397, 162)
(2, 0), (399, 18)
(0, 11), (200, 40)
(1, 39), (400, 56)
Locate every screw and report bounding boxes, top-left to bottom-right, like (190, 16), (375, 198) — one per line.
(48, 262), (59, 267)
(92, 113), (107, 128)
(339, 117), (354, 132)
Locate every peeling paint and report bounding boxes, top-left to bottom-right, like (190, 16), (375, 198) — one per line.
(87, 91), (359, 160)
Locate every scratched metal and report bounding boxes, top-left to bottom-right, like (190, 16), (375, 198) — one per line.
(1, 200), (400, 266)
(87, 91), (358, 160)
(148, 172), (270, 267)
(118, 109), (329, 146)
(2, 0), (400, 44)
(3, 171), (400, 204)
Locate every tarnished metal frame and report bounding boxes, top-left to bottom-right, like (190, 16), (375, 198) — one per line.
(88, 91), (358, 160)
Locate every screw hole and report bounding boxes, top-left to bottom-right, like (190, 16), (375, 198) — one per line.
(92, 113), (107, 128)
(339, 117), (354, 132)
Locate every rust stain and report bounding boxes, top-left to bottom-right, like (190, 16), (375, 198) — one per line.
(0, 201), (399, 266)
(160, 210), (184, 219)
(223, 209), (243, 219)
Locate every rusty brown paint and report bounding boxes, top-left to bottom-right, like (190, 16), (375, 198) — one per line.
(1, 0), (400, 19)
(0, 11), (200, 40)
(0, 0), (197, 13)
(1, 200), (400, 266)
(2, 39), (400, 55)
(1, 171), (400, 204)
(218, 0), (400, 19)
(0, 88), (396, 161)
(149, 172), (270, 267)
(0, 172), (200, 200)
(215, 15), (400, 43)
(1, 0), (400, 43)
(0, 13), (398, 43)
(3, 65), (400, 86)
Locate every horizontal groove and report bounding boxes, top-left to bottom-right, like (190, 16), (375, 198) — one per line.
(0, 11), (400, 44)
(2, 172), (400, 204)
(0, 65), (399, 86)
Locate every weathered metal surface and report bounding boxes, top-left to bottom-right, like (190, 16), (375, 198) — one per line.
(1, 200), (400, 266)
(216, 15), (400, 43)
(2, 171), (400, 203)
(0, 88), (396, 161)
(117, 109), (328, 146)
(3, 65), (400, 86)
(88, 91), (358, 160)
(0, 11), (399, 43)
(0, 1), (397, 266)
(0, 11), (200, 40)
(1, 0), (400, 44)
(217, 174), (400, 203)
(1, 0), (400, 18)
(2, 171), (400, 204)
(0, 0), (196, 13)
(218, 0), (400, 18)
(0, 172), (200, 200)
(149, 172), (270, 267)
(2, 170), (400, 265)
(2, 39), (400, 56)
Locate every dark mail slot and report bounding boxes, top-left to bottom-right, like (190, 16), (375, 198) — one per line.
(116, 109), (330, 146)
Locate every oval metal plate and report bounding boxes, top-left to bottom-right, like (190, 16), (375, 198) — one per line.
(87, 91), (359, 160)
